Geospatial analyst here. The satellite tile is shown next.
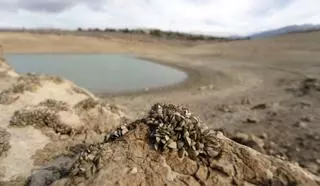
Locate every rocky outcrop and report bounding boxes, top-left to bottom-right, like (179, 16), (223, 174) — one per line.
(36, 104), (320, 186)
(0, 72), (127, 183)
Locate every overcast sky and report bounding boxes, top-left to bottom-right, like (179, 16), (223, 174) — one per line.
(0, 0), (319, 36)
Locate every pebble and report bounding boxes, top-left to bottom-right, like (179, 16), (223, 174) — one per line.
(301, 116), (313, 122)
(259, 133), (268, 140)
(295, 121), (308, 128)
(303, 162), (319, 174)
(241, 98), (251, 105)
(208, 84), (215, 90)
(246, 117), (258, 124)
(218, 105), (233, 113)
(251, 103), (267, 110)
(129, 167), (138, 174)
(199, 86), (207, 91)
(60, 135), (69, 140)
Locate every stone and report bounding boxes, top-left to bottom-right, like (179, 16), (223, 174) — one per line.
(231, 132), (265, 153)
(303, 162), (319, 174)
(301, 116), (313, 122)
(21, 104), (320, 186)
(59, 135), (69, 140)
(198, 86), (207, 91)
(241, 98), (251, 105)
(129, 167), (138, 174)
(251, 103), (267, 110)
(259, 133), (268, 140)
(246, 117), (258, 124)
(295, 121), (308, 128)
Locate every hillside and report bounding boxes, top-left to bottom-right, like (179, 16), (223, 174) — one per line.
(250, 24), (320, 38)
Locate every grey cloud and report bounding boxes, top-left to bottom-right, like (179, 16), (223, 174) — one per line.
(19, 0), (75, 13)
(0, 0), (104, 13)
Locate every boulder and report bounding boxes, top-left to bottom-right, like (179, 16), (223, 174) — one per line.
(47, 104), (320, 186)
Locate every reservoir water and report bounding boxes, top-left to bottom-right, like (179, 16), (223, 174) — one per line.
(5, 54), (187, 93)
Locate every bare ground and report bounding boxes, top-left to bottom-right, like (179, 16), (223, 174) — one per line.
(1, 31), (320, 175)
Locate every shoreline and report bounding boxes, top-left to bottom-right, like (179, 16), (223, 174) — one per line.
(5, 52), (204, 98)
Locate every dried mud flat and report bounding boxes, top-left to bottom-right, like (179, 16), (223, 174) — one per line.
(0, 31), (320, 185)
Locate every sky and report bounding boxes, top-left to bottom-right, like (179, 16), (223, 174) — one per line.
(0, 0), (319, 36)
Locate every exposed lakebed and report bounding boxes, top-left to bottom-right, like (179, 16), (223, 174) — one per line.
(5, 54), (187, 94)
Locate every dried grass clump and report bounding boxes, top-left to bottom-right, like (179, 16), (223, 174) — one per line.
(0, 74), (42, 105)
(71, 86), (91, 97)
(38, 99), (70, 112)
(0, 127), (11, 157)
(74, 98), (99, 112)
(10, 107), (72, 134)
(42, 75), (64, 84)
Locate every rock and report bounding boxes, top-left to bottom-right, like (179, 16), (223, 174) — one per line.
(0, 67), (127, 182)
(302, 162), (319, 174)
(231, 132), (265, 153)
(301, 116), (313, 122)
(246, 117), (258, 124)
(198, 86), (206, 91)
(195, 165), (208, 182)
(316, 159), (320, 165)
(251, 103), (267, 110)
(208, 84), (215, 90)
(295, 121), (308, 128)
(59, 135), (69, 140)
(58, 117), (320, 186)
(218, 105), (233, 113)
(299, 78), (320, 95)
(259, 132), (268, 140)
(29, 156), (77, 186)
(129, 167), (138, 174)
(241, 98), (251, 105)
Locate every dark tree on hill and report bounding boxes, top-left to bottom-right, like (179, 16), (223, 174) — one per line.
(150, 29), (161, 37)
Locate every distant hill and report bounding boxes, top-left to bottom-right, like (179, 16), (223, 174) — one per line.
(250, 24), (320, 38)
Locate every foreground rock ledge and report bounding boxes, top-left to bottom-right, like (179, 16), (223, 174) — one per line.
(35, 104), (320, 186)
(49, 122), (319, 186)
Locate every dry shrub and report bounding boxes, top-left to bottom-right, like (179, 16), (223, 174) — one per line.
(10, 107), (73, 135)
(74, 98), (99, 112)
(38, 99), (70, 112)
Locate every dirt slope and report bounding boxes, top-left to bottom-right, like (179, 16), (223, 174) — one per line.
(0, 59), (127, 183)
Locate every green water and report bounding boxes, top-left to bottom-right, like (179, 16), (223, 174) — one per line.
(5, 54), (187, 93)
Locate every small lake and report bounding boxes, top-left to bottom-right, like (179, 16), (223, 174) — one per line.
(5, 54), (187, 94)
